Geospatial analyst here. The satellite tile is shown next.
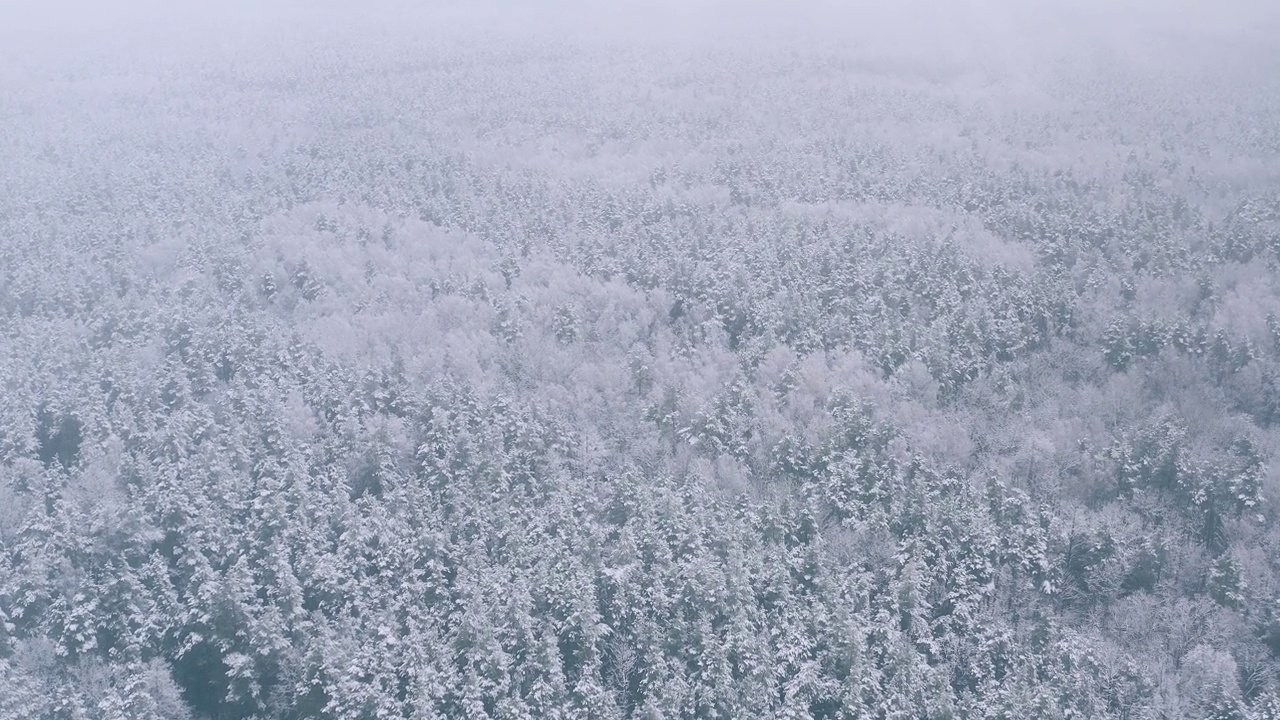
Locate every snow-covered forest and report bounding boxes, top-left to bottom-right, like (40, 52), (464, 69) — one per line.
(3, 2), (1280, 717)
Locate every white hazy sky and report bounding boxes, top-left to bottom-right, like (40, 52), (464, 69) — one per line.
(2, 0), (1277, 79)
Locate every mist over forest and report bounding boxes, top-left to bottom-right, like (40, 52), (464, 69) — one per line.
(3, 1), (1280, 718)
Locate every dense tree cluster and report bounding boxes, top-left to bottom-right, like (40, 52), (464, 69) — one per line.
(3, 19), (1280, 720)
